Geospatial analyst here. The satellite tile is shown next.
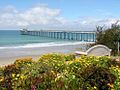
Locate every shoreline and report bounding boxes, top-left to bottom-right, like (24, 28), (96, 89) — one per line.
(0, 43), (88, 66)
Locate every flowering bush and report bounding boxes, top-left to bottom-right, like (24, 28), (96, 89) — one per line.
(0, 54), (119, 90)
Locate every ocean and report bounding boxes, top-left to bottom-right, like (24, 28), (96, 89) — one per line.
(0, 30), (95, 66)
(0, 30), (92, 50)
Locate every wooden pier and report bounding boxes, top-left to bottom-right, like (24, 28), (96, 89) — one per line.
(20, 29), (96, 42)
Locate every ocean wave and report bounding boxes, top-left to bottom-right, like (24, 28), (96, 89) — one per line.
(0, 41), (94, 50)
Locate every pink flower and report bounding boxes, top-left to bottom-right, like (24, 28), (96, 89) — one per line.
(31, 85), (36, 90)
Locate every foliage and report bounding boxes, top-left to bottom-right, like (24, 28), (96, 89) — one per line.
(0, 53), (120, 90)
(96, 22), (120, 55)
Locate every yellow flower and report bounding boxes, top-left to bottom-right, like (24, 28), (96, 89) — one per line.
(93, 86), (97, 89)
(20, 75), (25, 79)
(12, 74), (16, 78)
(27, 63), (31, 66)
(69, 61), (73, 64)
(74, 59), (79, 62)
(107, 83), (113, 88)
(0, 77), (4, 82)
(58, 64), (61, 66)
(16, 74), (20, 77)
(15, 78), (18, 80)
(51, 70), (56, 75)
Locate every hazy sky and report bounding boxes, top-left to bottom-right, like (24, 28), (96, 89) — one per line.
(0, 0), (120, 30)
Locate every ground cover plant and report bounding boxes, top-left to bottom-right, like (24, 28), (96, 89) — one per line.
(0, 53), (120, 90)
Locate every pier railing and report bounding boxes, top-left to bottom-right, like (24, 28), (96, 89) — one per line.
(20, 30), (96, 42)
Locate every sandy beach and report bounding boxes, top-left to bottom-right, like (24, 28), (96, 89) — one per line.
(0, 44), (87, 66)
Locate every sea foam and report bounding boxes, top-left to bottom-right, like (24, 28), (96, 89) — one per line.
(0, 41), (94, 50)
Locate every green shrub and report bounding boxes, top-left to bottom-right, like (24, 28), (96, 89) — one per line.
(0, 54), (119, 90)
(64, 53), (76, 61)
(38, 53), (67, 72)
(0, 64), (20, 89)
(14, 57), (34, 68)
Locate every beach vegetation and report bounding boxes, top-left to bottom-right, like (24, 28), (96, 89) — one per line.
(96, 21), (120, 55)
(0, 53), (120, 90)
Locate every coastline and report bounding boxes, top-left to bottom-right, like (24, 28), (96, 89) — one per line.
(0, 43), (89, 66)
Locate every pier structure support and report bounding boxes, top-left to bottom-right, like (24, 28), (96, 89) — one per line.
(20, 30), (96, 42)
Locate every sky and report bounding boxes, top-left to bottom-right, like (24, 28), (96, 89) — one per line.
(0, 0), (120, 30)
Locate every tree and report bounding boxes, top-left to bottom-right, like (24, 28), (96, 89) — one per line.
(96, 22), (120, 55)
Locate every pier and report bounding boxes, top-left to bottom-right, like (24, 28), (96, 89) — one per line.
(20, 29), (96, 42)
